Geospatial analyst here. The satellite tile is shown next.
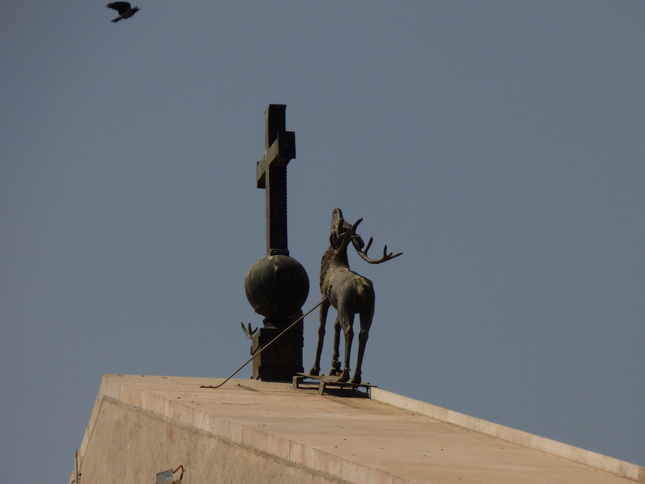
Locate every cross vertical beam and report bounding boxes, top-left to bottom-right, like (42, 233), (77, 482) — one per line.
(256, 104), (296, 256)
(245, 104), (308, 381)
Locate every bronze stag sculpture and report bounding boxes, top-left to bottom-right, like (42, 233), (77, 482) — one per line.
(309, 208), (402, 384)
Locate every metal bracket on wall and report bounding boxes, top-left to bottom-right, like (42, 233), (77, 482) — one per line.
(156, 465), (184, 484)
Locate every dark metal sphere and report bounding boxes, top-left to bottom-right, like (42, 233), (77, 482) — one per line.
(245, 254), (309, 319)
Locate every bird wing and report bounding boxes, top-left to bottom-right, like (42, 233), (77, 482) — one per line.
(107, 2), (131, 14)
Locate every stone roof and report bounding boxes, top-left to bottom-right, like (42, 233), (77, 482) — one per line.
(73, 374), (643, 483)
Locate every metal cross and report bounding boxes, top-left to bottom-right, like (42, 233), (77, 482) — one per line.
(256, 104), (296, 256)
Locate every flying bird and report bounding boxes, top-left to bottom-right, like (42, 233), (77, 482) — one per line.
(106, 2), (140, 23)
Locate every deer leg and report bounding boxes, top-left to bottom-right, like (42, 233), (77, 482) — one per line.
(309, 301), (330, 376)
(339, 313), (355, 383)
(330, 317), (342, 376)
(349, 329), (369, 384)
(350, 304), (374, 384)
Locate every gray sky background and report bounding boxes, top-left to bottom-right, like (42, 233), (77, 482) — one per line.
(2, 1), (644, 481)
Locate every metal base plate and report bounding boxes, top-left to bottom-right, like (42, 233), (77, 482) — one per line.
(292, 373), (376, 396)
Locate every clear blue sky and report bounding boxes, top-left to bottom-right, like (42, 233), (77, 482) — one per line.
(2, 2), (644, 481)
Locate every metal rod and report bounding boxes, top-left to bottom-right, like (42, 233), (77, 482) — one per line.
(200, 296), (328, 389)
(75, 450), (80, 484)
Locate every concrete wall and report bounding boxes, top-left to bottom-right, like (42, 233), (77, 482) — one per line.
(77, 396), (347, 484)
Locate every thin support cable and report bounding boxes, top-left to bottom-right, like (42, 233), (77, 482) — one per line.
(200, 296), (328, 389)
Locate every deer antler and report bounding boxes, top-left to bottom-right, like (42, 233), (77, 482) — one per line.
(333, 215), (402, 263)
(332, 218), (364, 250)
(240, 322), (258, 339)
(356, 236), (403, 264)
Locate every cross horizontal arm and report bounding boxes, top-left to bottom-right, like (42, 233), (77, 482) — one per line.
(256, 131), (296, 188)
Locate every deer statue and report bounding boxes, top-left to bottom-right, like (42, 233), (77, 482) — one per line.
(309, 208), (402, 384)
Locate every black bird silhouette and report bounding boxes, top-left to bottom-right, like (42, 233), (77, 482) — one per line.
(106, 2), (140, 23)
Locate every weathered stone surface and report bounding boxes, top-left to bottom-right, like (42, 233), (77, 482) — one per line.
(73, 375), (644, 483)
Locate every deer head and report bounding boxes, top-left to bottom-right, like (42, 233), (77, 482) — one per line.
(329, 208), (364, 252)
(329, 209), (402, 264)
